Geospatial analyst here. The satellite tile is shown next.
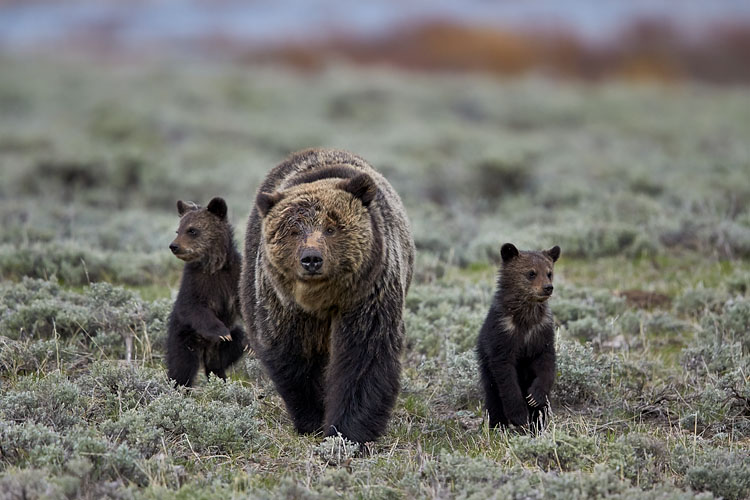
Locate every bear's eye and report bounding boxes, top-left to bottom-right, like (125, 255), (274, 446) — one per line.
(527, 270), (537, 280)
(187, 228), (198, 237)
(325, 227), (336, 235)
(547, 272), (553, 279)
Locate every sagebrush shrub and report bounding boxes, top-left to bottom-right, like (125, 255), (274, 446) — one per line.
(0, 372), (83, 429)
(673, 447), (750, 500)
(0, 279), (169, 359)
(509, 430), (599, 471)
(552, 339), (608, 406)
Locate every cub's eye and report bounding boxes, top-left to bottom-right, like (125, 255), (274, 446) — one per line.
(325, 227), (336, 235)
(527, 270), (537, 280)
(547, 272), (553, 279)
(187, 228), (198, 236)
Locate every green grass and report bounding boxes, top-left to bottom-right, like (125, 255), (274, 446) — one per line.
(0, 55), (749, 499)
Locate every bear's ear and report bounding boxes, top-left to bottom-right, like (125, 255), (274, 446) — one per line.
(500, 243), (519, 262)
(256, 191), (284, 217)
(546, 245), (561, 262)
(177, 200), (199, 217)
(207, 197), (228, 220)
(339, 173), (377, 207)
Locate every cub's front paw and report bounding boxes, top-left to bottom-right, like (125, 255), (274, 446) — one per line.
(209, 328), (232, 342)
(526, 386), (548, 409)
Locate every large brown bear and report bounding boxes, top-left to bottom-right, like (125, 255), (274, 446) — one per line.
(240, 148), (414, 443)
(166, 197), (245, 387)
(476, 242), (560, 431)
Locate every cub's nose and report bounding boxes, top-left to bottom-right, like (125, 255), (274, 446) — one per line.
(543, 285), (554, 295)
(300, 248), (323, 273)
(169, 243), (180, 254)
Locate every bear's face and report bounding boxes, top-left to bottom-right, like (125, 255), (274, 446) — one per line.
(500, 243), (560, 302)
(170, 197), (230, 271)
(256, 174), (376, 293)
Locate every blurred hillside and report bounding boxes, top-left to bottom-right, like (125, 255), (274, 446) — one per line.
(2, 0), (750, 83)
(262, 19), (750, 84)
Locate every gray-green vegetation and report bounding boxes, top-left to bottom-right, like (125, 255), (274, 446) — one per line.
(1, 55), (749, 499)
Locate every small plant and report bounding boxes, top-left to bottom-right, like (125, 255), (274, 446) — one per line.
(419, 451), (511, 499)
(314, 434), (361, 465)
(509, 430), (599, 472)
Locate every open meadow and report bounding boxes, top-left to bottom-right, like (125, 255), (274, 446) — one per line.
(0, 56), (749, 499)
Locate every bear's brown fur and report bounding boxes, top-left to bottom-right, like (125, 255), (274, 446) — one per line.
(166, 197), (245, 387)
(476, 243), (560, 430)
(240, 148), (414, 443)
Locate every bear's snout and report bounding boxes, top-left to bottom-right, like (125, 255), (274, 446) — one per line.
(300, 248), (323, 274)
(543, 284), (554, 295)
(169, 242), (180, 254)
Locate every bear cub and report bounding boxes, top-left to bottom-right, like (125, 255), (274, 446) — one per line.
(476, 242), (561, 430)
(166, 197), (245, 387)
(240, 148), (415, 443)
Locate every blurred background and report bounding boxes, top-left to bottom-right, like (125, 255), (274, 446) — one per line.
(1, 0), (750, 273)
(1, 0), (750, 281)
(2, 0), (750, 82)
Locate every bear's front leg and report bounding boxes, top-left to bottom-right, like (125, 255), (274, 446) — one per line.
(323, 299), (403, 443)
(478, 354), (509, 428)
(490, 362), (530, 427)
(183, 305), (233, 342)
(266, 344), (327, 434)
(526, 340), (556, 411)
(257, 308), (328, 435)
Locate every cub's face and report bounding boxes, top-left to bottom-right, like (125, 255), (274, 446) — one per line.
(257, 174), (376, 285)
(170, 197), (228, 263)
(500, 243), (561, 302)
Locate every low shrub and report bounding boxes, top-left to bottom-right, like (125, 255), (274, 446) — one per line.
(509, 430), (599, 471)
(552, 339), (608, 407)
(0, 372), (83, 430)
(0, 336), (74, 376)
(420, 451), (510, 499)
(673, 447), (750, 500)
(0, 279), (169, 361)
(103, 388), (264, 458)
(0, 242), (178, 287)
(609, 433), (668, 487)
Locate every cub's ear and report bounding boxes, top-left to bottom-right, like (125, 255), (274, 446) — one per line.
(177, 200), (199, 217)
(339, 173), (377, 207)
(501, 243), (519, 262)
(256, 191), (284, 217)
(546, 245), (561, 262)
(207, 197), (228, 220)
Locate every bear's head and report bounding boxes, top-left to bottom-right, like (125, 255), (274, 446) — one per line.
(170, 197), (231, 273)
(255, 173), (377, 307)
(500, 243), (561, 302)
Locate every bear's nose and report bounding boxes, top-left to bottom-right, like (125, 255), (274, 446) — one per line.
(543, 285), (554, 295)
(169, 243), (180, 254)
(300, 248), (323, 273)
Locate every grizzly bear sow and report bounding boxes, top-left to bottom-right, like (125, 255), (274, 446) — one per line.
(476, 243), (560, 430)
(166, 197), (245, 387)
(240, 149), (415, 443)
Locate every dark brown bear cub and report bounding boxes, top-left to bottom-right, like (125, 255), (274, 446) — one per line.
(240, 148), (415, 443)
(477, 243), (560, 430)
(166, 197), (245, 387)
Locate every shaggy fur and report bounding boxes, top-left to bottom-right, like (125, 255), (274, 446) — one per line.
(240, 148), (415, 443)
(166, 197), (245, 387)
(476, 243), (560, 430)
